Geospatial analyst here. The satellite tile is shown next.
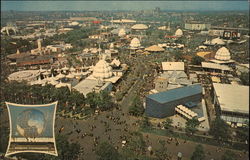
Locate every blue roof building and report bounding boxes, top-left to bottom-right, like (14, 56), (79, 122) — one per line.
(145, 84), (202, 118)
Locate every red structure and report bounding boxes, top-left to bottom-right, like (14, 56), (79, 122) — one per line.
(92, 21), (101, 24)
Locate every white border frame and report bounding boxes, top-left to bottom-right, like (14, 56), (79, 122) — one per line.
(5, 101), (58, 157)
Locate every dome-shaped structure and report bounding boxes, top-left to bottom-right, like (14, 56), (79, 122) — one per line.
(215, 47), (231, 61)
(69, 21), (79, 26)
(211, 37), (225, 45)
(93, 59), (113, 79)
(131, 24), (148, 30)
(118, 28), (126, 37)
(130, 38), (141, 49)
(175, 29), (183, 37)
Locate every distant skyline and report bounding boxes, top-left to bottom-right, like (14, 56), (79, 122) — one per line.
(1, 1), (249, 12)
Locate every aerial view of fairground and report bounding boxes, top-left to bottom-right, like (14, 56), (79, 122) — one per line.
(0, 1), (249, 160)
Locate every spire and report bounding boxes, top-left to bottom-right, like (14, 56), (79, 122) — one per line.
(98, 43), (101, 57)
(16, 49), (20, 55)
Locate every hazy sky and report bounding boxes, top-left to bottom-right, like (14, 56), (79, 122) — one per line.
(1, 1), (249, 11)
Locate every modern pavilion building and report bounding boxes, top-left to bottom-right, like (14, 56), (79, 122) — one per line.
(145, 84), (202, 118)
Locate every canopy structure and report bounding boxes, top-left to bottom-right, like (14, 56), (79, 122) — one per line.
(145, 45), (164, 52)
(48, 79), (59, 86)
(111, 58), (121, 67)
(69, 67), (76, 72)
(211, 37), (225, 45)
(55, 81), (68, 88)
(56, 73), (66, 79)
(30, 77), (46, 86)
(111, 19), (136, 23)
(62, 66), (69, 72)
(66, 73), (75, 79)
(131, 24), (148, 30)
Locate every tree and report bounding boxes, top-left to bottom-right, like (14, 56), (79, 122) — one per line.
(240, 72), (249, 86)
(210, 117), (231, 141)
(86, 92), (99, 109)
(128, 96), (144, 116)
(191, 56), (204, 65)
(86, 91), (114, 111)
(174, 51), (184, 61)
(68, 90), (85, 108)
(185, 118), (200, 135)
(140, 116), (151, 129)
(96, 142), (120, 160)
(221, 150), (236, 160)
(163, 118), (173, 129)
(115, 91), (123, 101)
(98, 91), (114, 111)
(236, 122), (249, 143)
(191, 144), (205, 160)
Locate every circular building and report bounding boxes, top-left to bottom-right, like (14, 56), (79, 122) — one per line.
(130, 38), (141, 49)
(131, 24), (148, 30)
(93, 59), (113, 79)
(175, 29), (183, 37)
(8, 70), (40, 82)
(118, 28), (126, 37)
(211, 37), (225, 45)
(215, 47), (231, 61)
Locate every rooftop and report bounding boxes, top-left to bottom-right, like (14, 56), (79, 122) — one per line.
(73, 79), (99, 96)
(147, 84), (202, 104)
(201, 62), (232, 71)
(162, 62), (184, 71)
(213, 83), (249, 114)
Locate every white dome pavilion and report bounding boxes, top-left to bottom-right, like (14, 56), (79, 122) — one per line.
(175, 29), (183, 37)
(93, 59), (113, 79)
(118, 28), (126, 37)
(130, 38), (141, 49)
(215, 47), (231, 61)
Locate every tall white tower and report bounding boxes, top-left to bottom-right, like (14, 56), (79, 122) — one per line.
(37, 39), (42, 51)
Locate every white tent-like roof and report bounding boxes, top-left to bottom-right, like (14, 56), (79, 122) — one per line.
(131, 24), (148, 30)
(66, 73), (75, 79)
(111, 58), (121, 67)
(48, 79), (59, 86)
(62, 66), (69, 71)
(215, 47), (231, 61)
(55, 82), (68, 88)
(56, 73), (66, 79)
(211, 37), (225, 45)
(69, 67), (76, 72)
